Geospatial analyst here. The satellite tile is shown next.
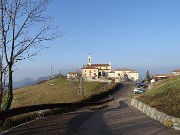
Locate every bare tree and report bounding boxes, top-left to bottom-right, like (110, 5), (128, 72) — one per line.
(0, 0), (59, 111)
(0, 56), (3, 111)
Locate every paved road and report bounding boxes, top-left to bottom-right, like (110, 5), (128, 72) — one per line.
(2, 83), (180, 135)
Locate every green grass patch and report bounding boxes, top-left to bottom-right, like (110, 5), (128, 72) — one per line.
(137, 76), (180, 118)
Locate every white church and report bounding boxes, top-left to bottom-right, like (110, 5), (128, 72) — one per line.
(81, 54), (139, 81)
(81, 54), (111, 78)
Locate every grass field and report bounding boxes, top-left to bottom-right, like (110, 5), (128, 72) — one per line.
(137, 76), (180, 118)
(9, 77), (109, 108)
(1, 76), (116, 131)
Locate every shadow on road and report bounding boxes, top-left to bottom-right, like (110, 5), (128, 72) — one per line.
(119, 101), (128, 109)
(66, 100), (180, 135)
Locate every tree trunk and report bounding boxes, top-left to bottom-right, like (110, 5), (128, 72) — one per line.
(0, 85), (2, 111)
(0, 91), (2, 111)
(0, 58), (3, 111)
(3, 65), (13, 110)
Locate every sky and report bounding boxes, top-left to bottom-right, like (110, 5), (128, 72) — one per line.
(14, 0), (180, 81)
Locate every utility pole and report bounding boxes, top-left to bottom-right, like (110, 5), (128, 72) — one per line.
(77, 76), (84, 99)
(59, 69), (61, 76)
(71, 66), (73, 72)
(80, 77), (85, 98)
(50, 66), (53, 79)
(77, 76), (81, 98)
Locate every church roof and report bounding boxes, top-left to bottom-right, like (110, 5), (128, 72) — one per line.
(81, 66), (99, 69)
(85, 64), (110, 67)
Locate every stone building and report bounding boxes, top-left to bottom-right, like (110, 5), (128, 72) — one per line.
(108, 68), (139, 81)
(172, 69), (180, 76)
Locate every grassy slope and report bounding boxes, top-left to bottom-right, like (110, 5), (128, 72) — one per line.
(137, 76), (180, 118)
(11, 77), (108, 108)
(0, 77), (112, 131)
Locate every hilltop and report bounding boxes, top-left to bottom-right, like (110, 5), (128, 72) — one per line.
(137, 76), (180, 118)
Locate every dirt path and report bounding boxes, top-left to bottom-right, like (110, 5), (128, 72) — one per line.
(2, 83), (180, 135)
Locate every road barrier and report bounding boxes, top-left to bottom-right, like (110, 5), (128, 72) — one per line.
(0, 98), (114, 120)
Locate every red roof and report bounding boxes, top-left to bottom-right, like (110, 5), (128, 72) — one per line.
(85, 64), (110, 67)
(81, 66), (98, 69)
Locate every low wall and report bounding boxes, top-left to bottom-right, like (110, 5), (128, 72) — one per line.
(84, 78), (111, 83)
(131, 98), (180, 130)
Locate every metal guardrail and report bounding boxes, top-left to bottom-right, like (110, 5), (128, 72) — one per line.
(0, 98), (114, 120)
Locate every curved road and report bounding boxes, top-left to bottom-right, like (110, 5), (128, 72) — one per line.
(2, 82), (180, 135)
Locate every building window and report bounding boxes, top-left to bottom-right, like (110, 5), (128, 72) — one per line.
(106, 67), (107, 69)
(85, 70), (86, 72)
(84, 73), (86, 76)
(89, 70), (91, 73)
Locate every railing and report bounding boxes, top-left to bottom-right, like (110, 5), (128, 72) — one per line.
(0, 98), (114, 120)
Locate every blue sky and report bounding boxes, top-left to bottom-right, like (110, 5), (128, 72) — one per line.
(14, 0), (180, 81)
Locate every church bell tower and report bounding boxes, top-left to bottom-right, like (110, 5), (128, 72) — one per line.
(88, 53), (91, 66)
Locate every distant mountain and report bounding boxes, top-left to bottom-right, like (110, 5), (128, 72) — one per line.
(13, 77), (35, 89)
(37, 76), (52, 82)
(35, 74), (59, 83)
(13, 74), (59, 89)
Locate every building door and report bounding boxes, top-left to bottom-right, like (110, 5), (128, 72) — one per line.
(98, 72), (101, 77)
(103, 72), (106, 76)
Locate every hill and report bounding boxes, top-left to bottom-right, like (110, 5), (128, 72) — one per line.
(11, 77), (109, 108)
(137, 76), (180, 118)
(13, 77), (35, 89)
(13, 75), (59, 89)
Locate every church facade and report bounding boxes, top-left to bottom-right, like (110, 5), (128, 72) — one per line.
(81, 54), (111, 78)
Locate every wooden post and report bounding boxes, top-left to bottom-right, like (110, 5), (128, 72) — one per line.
(81, 77), (85, 98)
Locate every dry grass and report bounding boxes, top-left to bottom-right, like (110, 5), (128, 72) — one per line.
(10, 77), (108, 108)
(1, 77), (115, 131)
(137, 76), (180, 118)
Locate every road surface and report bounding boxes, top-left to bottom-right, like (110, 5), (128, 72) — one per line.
(2, 82), (180, 135)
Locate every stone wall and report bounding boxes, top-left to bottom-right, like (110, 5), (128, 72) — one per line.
(84, 78), (111, 83)
(131, 98), (180, 130)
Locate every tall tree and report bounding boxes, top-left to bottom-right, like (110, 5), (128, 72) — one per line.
(145, 70), (151, 82)
(0, 0), (58, 111)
